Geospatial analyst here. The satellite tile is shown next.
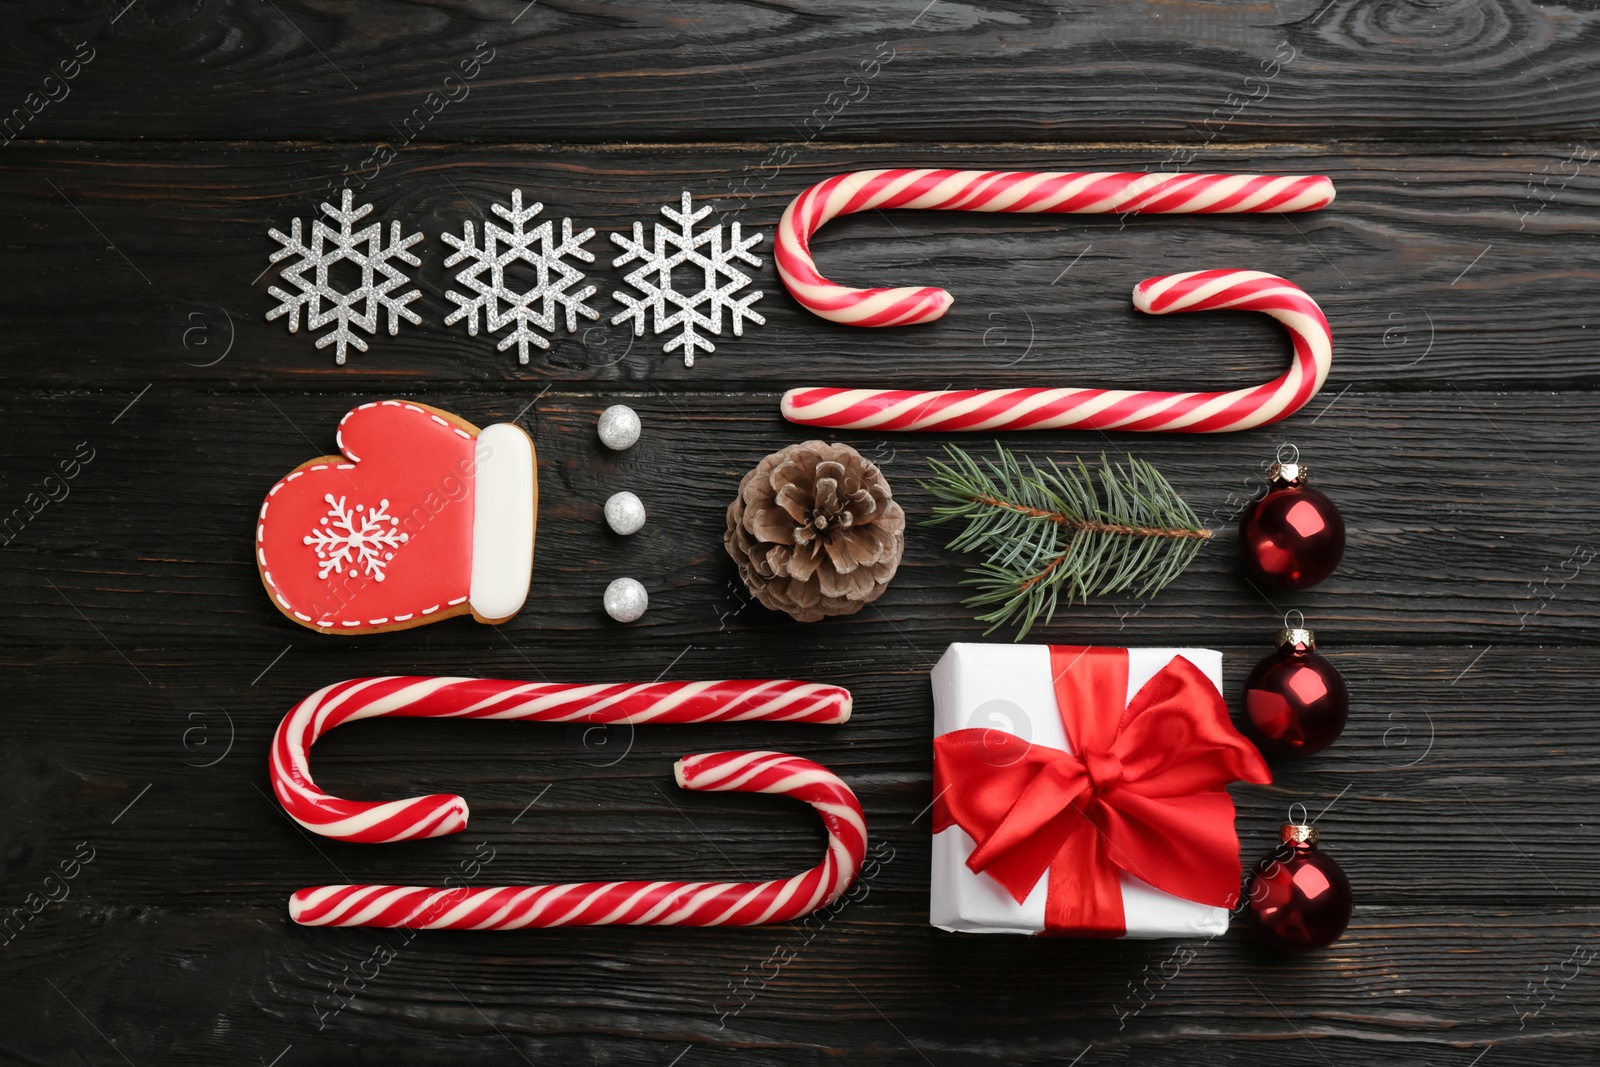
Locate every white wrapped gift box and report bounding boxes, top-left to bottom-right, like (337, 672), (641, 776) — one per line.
(930, 642), (1233, 938)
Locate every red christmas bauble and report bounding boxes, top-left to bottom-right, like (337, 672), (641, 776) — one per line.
(1247, 824), (1352, 952)
(1240, 461), (1344, 590)
(1243, 627), (1349, 756)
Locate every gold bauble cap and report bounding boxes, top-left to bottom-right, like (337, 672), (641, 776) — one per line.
(1276, 626), (1316, 651)
(1269, 461), (1306, 486)
(1281, 823), (1318, 845)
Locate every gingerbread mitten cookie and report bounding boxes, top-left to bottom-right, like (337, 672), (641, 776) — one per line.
(256, 400), (536, 634)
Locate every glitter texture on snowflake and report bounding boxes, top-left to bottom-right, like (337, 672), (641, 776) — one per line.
(610, 192), (765, 366)
(266, 191), (424, 365)
(441, 189), (599, 365)
(303, 494), (409, 582)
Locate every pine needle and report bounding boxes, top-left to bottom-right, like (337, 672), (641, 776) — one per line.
(919, 443), (1211, 640)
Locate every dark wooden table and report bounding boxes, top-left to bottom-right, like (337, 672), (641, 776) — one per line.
(4, 2), (1597, 1064)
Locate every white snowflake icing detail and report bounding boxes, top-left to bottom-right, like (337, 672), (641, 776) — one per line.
(442, 189), (599, 365)
(266, 191), (424, 365)
(303, 494), (409, 582)
(610, 191), (765, 367)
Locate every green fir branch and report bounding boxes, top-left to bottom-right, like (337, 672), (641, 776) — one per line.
(919, 443), (1211, 640)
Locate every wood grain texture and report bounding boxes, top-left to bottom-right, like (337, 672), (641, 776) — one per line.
(0, 646), (1596, 907)
(3, 0), (1600, 143)
(1, 142), (1597, 390)
(3, 640), (1599, 1065)
(4, 904), (1598, 1065)
(2, 390), (1597, 649)
(4, 1), (1600, 1063)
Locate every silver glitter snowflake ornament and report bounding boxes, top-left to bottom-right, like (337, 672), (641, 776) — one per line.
(266, 191), (424, 364)
(610, 192), (765, 367)
(442, 189), (600, 364)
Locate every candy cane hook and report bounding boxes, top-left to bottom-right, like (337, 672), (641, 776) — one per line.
(780, 269), (1333, 433)
(289, 751), (869, 929)
(775, 168), (1335, 326)
(271, 675), (852, 843)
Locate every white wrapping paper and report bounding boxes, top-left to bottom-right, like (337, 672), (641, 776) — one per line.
(930, 643), (1232, 938)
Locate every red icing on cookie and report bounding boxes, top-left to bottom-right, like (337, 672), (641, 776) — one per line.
(256, 401), (483, 632)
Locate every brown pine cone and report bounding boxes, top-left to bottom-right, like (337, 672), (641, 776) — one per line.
(725, 441), (906, 622)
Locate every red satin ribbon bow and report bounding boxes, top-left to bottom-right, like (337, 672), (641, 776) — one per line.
(933, 646), (1271, 936)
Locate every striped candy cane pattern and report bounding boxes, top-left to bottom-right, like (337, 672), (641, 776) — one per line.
(780, 269), (1333, 433)
(289, 751), (868, 929)
(271, 675), (852, 843)
(775, 168), (1335, 326)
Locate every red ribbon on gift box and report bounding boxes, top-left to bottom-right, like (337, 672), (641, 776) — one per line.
(933, 646), (1271, 937)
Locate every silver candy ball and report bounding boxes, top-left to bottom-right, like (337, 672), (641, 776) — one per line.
(603, 577), (649, 623)
(597, 404), (642, 451)
(604, 491), (647, 536)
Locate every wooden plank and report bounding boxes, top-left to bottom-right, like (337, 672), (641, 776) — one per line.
(1, 903), (1595, 1064)
(4, 1), (1600, 143)
(5, 8), (1600, 1059)
(0, 142), (1595, 390)
(1, 388), (1596, 649)
(1, 646), (1595, 908)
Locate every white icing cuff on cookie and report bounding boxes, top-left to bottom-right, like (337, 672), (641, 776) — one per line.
(469, 422), (536, 622)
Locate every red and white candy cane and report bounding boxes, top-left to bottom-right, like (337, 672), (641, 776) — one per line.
(289, 751), (868, 930)
(780, 269), (1332, 433)
(775, 168), (1335, 326)
(271, 675), (851, 843)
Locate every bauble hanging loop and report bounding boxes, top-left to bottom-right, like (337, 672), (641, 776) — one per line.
(1242, 619), (1349, 756)
(1246, 822), (1353, 952)
(1239, 451), (1345, 589)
